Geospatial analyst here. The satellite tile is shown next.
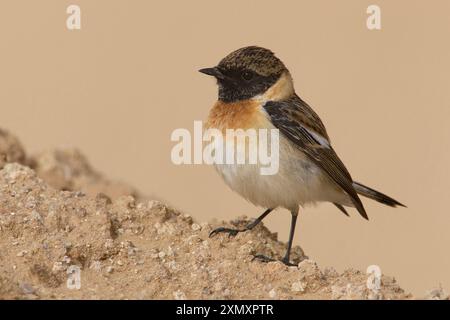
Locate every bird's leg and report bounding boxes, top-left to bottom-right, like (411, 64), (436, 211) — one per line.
(281, 210), (298, 266)
(209, 208), (273, 238)
(253, 208), (299, 267)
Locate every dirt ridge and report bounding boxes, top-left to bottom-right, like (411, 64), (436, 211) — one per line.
(0, 128), (445, 300)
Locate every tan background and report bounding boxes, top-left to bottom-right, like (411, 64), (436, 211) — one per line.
(1, 0), (449, 296)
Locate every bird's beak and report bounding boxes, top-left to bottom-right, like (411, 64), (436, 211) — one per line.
(198, 67), (224, 79)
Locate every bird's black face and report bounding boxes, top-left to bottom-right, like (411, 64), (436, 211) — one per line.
(200, 46), (287, 102)
(199, 66), (280, 103)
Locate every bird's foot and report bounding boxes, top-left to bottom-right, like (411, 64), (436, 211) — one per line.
(252, 254), (298, 267)
(252, 254), (276, 263)
(209, 226), (246, 238)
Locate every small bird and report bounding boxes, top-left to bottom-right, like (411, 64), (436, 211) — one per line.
(200, 46), (404, 266)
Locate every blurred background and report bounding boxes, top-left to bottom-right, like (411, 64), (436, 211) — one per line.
(1, 0), (449, 296)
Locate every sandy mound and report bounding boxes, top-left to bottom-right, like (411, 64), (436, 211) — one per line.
(0, 128), (444, 300)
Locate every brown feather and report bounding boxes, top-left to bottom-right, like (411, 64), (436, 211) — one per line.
(264, 95), (368, 220)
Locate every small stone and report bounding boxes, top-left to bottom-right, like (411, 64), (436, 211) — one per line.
(298, 259), (322, 278)
(173, 290), (186, 300)
(150, 252), (159, 259)
(52, 262), (65, 272)
(167, 261), (177, 270)
(31, 210), (42, 222)
(104, 239), (114, 249)
(269, 288), (277, 298)
(148, 200), (162, 210)
(106, 266), (114, 273)
(291, 281), (305, 292)
(19, 282), (35, 295)
(266, 261), (286, 273)
(16, 250), (27, 257)
(288, 266), (299, 272)
(191, 223), (201, 231)
(117, 260), (123, 266)
(331, 285), (346, 300)
(238, 244), (252, 256)
(158, 251), (166, 259)
(214, 282), (223, 291)
(167, 246), (174, 256)
(136, 203), (145, 210)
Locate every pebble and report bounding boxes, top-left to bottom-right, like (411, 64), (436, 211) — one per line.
(19, 282), (35, 295)
(150, 252), (159, 259)
(16, 250), (27, 257)
(31, 210), (42, 222)
(106, 266), (114, 273)
(291, 281), (305, 292)
(52, 262), (65, 272)
(167, 261), (177, 270)
(148, 200), (162, 210)
(136, 203), (145, 210)
(214, 282), (223, 291)
(269, 288), (277, 298)
(167, 246), (174, 256)
(173, 290), (186, 300)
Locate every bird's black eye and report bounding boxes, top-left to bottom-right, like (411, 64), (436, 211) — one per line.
(241, 70), (253, 81)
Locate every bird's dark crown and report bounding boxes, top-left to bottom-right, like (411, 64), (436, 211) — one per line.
(200, 46), (288, 103)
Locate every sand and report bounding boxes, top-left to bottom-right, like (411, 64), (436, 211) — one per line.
(0, 129), (446, 300)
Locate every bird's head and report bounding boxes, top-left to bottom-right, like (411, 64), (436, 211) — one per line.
(199, 46), (292, 103)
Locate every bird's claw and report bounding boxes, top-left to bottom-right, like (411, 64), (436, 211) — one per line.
(252, 254), (276, 263)
(252, 254), (298, 267)
(209, 227), (241, 238)
(281, 257), (298, 267)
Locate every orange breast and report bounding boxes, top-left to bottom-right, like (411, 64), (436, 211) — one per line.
(205, 100), (270, 132)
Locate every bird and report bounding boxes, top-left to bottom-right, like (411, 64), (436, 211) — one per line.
(199, 46), (405, 266)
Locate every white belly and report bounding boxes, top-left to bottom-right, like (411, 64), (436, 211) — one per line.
(214, 135), (350, 210)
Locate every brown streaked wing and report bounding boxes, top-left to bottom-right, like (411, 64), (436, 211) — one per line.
(281, 94), (330, 141)
(263, 95), (368, 219)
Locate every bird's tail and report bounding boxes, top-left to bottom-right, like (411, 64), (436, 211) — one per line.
(353, 181), (406, 207)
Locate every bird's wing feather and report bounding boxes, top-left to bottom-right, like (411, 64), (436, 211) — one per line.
(263, 95), (368, 219)
(333, 203), (350, 217)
